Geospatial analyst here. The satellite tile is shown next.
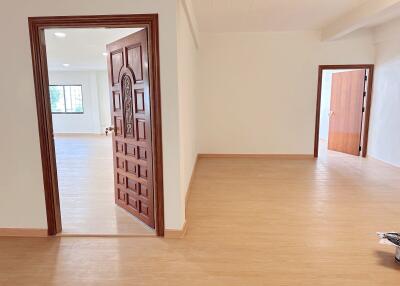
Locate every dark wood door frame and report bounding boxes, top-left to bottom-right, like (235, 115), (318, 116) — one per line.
(28, 14), (164, 236)
(314, 64), (374, 158)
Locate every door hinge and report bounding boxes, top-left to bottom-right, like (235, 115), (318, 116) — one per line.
(363, 91), (367, 97)
(365, 75), (368, 81)
(362, 107), (365, 112)
(359, 146), (362, 152)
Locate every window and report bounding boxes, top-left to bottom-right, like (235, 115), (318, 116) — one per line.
(49, 85), (84, 113)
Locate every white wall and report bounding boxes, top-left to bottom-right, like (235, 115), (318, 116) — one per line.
(177, 0), (199, 212)
(198, 31), (375, 154)
(320, 71), (333, 141)
(96, 71), (112, 133)
(49, 71), (109, 134)
(0, 0), (184, 231)
(369, 18), (400, 167)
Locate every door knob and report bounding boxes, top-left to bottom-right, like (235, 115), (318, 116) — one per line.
(105, 126), (115, 136)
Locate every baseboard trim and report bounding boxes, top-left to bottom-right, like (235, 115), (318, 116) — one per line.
(57, 233), (156, 238)
(0, 228), (48, 237)
(198, 154), (314, 159)
(164, 221), (188, 239)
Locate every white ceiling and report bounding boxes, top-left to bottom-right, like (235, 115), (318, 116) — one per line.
(192, 0), (369, 32)
(45, 28), (142, 71)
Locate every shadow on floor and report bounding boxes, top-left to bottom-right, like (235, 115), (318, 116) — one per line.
(374, 250), (400, 270)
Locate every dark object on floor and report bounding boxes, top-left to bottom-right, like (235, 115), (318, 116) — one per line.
(377, 232), (400, 263)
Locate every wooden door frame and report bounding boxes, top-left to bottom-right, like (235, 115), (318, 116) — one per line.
(314, 64), (374, 158)
(28, 14), (165, 236)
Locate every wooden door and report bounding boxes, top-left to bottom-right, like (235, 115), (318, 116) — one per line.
(328, 70), (366, 156)
(106, 29), (155, 228)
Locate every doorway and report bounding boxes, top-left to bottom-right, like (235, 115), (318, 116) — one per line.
(29, 15), (164, 236)
(314, 65), (374, 158)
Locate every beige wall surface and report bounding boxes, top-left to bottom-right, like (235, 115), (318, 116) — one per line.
(0, 0), (184, 230)
(177, 0), (199, 215)
(197, 31), (375, 154)
(369, 18), (400, 167)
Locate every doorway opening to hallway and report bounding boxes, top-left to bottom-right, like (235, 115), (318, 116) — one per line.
(314, 65), (374, 159)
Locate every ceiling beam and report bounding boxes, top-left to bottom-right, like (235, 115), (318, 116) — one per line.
(322, 0), (400, 41)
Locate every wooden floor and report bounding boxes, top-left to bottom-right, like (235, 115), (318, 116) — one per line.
(54, 135), (155, 236)
(1, 149), (400, 285)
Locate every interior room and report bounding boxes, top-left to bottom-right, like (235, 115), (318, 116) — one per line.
(1, 0), (400, 285)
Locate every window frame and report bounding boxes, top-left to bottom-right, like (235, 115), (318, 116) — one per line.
(49, 84), (84, 114)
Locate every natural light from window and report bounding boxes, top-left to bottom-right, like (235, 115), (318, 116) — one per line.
(49, 85), (84, 113)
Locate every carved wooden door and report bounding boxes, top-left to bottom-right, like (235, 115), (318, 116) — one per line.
(328, 70), (366, 156)
(106, 29), (155, 228)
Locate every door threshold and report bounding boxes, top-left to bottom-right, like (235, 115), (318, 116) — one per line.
(56, 232), (157, 238)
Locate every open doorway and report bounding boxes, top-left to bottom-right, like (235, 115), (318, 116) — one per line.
(29, 15), (164, 236)
(314, 65), (374, 158)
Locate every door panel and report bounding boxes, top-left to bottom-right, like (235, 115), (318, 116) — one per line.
(106, 29), (155, 228)
(328, 70), (366, 156)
